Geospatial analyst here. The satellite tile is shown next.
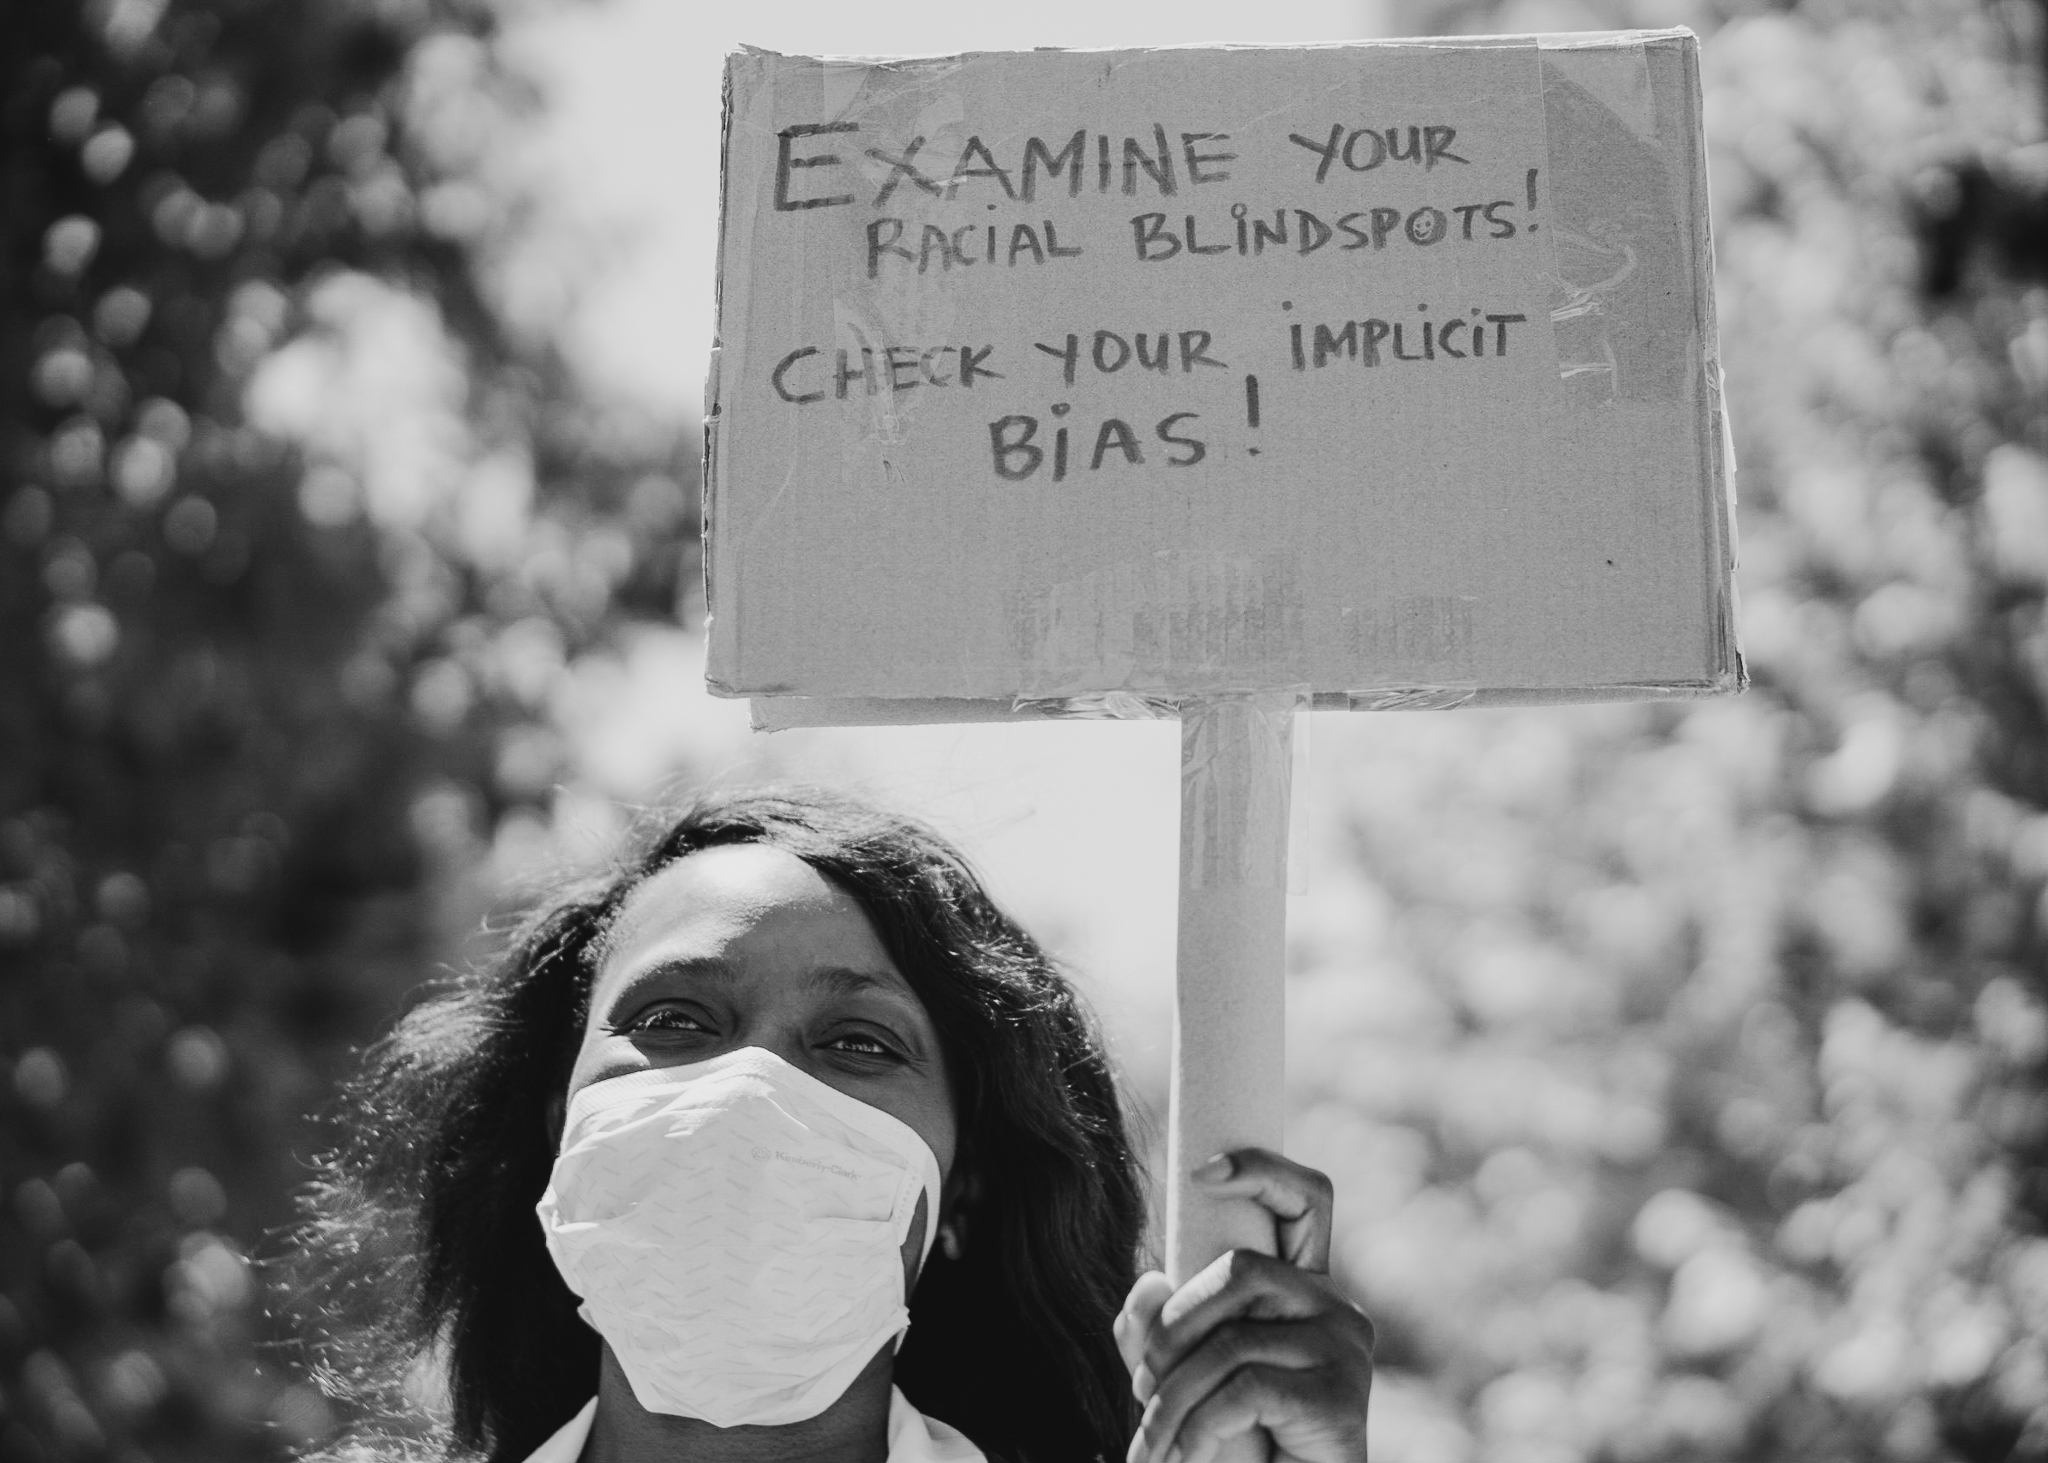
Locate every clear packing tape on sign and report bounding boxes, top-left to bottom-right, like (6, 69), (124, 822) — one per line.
(1179, 690), (1304, 894)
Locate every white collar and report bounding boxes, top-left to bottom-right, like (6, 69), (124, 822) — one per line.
(520, 1388), (987, 1463)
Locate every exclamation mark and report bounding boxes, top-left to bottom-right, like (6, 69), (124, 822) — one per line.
(1245, 374), (1261, 456)
(1526, 168), (1540, 231)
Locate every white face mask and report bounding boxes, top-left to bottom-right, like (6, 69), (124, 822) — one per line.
(535, 1047), (944, 1428)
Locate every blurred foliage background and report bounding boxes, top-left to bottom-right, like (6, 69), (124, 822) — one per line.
(2, 0), (2045, 1460)
(1, 0), (694, 1456)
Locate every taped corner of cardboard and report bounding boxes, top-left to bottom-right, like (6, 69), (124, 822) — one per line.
(702, 657), (743, 702)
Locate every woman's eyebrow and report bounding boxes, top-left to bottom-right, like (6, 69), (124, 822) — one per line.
(803, 967), (935, 1045)
(800, 965), (898, 997)
(604, 956), (735, 1005)
(805, 965), (930, 1023)
(634, 955), (736, 982)
(607, 959), (922, 1014)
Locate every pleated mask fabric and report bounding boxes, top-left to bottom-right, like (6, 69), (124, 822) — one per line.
(536, 1047), (943, 1427)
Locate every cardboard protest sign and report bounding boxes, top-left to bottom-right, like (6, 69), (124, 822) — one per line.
(705, 31), (1743, 724)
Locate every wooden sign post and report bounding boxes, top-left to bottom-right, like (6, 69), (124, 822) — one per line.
(1167, 694), (1296, 1284)
(707, 32), (1741, 1455)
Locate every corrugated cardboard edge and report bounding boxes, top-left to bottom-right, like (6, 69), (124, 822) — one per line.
(701, 56), (740, 667)
(1655, 29), (1748, 698)
(749, 676), (1744, 730)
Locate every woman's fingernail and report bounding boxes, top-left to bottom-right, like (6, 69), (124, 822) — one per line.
(1132, 1363), (1155, 1403)
(1193, 1154), (1233, 1182)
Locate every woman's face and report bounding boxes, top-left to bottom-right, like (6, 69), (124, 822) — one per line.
(566, 842), (958, 1277)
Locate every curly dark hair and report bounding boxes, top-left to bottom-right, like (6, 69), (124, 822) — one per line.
(287, 786), (1147, 1463)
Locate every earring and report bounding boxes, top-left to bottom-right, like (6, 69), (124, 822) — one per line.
(937, 1220), (963, 1261)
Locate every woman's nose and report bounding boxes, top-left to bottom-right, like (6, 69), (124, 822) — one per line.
(728, 1027), (815, 1079)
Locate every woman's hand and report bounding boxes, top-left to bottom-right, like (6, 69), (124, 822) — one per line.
(1114, 1149), (1374, 1463)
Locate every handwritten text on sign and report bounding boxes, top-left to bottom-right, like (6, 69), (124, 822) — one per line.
(732, 51), (1552, 488)
(766, 116), (1539, 477)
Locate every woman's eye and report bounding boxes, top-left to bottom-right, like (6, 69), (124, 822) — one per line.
(827, 1032), (896, 1059)
(621, 1006), (709, 1035)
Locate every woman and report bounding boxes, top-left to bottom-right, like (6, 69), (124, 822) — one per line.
(294, 788), (1374, 1463)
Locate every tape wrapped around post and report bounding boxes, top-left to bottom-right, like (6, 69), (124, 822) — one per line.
(1166, 691), (1301, 1463)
